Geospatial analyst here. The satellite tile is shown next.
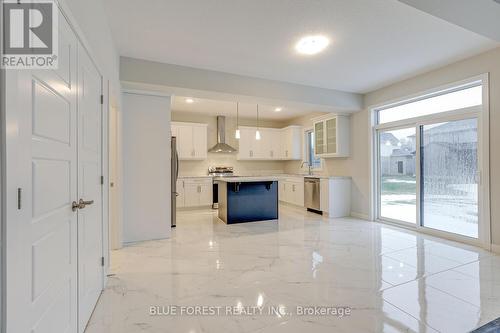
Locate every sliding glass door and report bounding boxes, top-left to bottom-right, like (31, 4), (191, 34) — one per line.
(374, 81), (484, 241)
(420, 118), (479, 238)
(378, 127), (417, 224)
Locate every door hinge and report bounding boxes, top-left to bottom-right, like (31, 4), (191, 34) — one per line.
(101, 257), (105, 266)
(100, 176), (104, 185)
(100, 95), (104, 105)
(17, 188), (22, 210)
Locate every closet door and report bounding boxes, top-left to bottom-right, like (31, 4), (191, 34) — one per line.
(77, 45), (104, 332)
(7, 13), (79, 333)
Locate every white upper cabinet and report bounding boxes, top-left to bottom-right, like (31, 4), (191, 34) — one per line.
(171, 122), (208, 160)
(281, 126), (302, 160)
(237, 127), (259, 159)
(314, 115), (350, 158)
(236, 125), (302, 161)
(261, 128), (281, 159)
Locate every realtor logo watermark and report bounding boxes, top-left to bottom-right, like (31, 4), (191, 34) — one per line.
(2, 0), (58, 69)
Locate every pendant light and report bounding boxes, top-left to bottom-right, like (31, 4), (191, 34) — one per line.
(255, 104), (261, 140)
(235, 102), (241, 139)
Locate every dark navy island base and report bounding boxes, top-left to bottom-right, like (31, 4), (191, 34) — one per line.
(218, 181), (279, 224)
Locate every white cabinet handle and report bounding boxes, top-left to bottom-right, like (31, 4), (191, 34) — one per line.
(250, 150), (253, 157)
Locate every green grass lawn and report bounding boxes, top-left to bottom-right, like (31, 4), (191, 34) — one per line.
(381, 175), (416, 195)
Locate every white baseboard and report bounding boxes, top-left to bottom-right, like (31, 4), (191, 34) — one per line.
(491, 244), (500, 254)
(350, 212), (370, 220)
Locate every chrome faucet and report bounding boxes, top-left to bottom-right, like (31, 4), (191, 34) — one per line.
(300, 161), (313, 176)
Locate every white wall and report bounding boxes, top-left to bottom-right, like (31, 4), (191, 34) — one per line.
(123, 93), (172, 243)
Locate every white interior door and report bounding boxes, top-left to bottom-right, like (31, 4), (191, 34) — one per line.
(7, 13), (79, 333)
(77, 46), (104, 332)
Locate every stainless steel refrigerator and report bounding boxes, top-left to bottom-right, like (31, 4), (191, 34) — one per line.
(171, 136), (179, 227)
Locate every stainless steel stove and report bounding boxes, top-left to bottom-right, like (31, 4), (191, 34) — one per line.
(208, 166), (234, 177)
(208, 166), (234, 208)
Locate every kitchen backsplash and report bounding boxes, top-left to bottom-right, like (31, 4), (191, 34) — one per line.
(179, 156), (284, 177)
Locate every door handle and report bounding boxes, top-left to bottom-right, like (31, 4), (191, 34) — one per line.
(78, 199), (94, 209)
(72, 199), (93, 211)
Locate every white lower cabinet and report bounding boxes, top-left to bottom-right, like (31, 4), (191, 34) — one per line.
(177, 178), (213, 208)
(176, 180), (186, 208)
(279, 178), (304, 206)
(320, 178), (351, 217)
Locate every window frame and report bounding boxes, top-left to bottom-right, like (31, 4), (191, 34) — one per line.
(375, 80), (482, 126)
(303, 127), (322, 171)
(369, 74), (490, 249)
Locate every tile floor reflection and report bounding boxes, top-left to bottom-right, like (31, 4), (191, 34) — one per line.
(86, 205), (499, 333)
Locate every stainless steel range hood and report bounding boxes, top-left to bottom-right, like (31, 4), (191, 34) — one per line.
(208, 116), (238, 153)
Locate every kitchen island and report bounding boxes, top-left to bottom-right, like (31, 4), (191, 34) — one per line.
(215, 177), (279, 224)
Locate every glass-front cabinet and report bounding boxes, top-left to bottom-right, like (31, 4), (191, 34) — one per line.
(325, 118), (337, 154)
(313, 115), (350, 158)
(314, 121), (324, 155)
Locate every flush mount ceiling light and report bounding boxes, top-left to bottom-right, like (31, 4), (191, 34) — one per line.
(274, 107), (283, 112)
(185, 98), (194, 104)
(295, 35), (329, 55)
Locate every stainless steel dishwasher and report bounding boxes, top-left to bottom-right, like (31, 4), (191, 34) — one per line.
(304, 177), (321, 212)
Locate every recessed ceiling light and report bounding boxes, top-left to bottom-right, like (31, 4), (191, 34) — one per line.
(185, 98), (194, 104)
(274, 107), (282, 112)
(295, 35), (329, 55)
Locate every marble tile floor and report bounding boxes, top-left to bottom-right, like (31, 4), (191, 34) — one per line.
(86, 205), (500, 333)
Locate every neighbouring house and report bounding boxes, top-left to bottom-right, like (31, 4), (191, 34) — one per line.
(421, 119), (478, 188)
(380, 132), (416, 176)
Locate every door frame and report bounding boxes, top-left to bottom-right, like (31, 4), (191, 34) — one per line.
(2, 2), (109, 332)
(58, 0), (110, 283)
(369, 74), (491, 249)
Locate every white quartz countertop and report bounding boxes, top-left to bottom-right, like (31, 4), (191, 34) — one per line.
(280, 174), (352, 180)
(178, 175), (213, 178)
(214, 176), (280, 182)
(179, 174), (351, 180)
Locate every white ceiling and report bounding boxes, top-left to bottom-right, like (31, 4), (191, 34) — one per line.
(399, 0), (500, 41)
(171, 96), (319, 121)
(104, 0), (497, 94)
